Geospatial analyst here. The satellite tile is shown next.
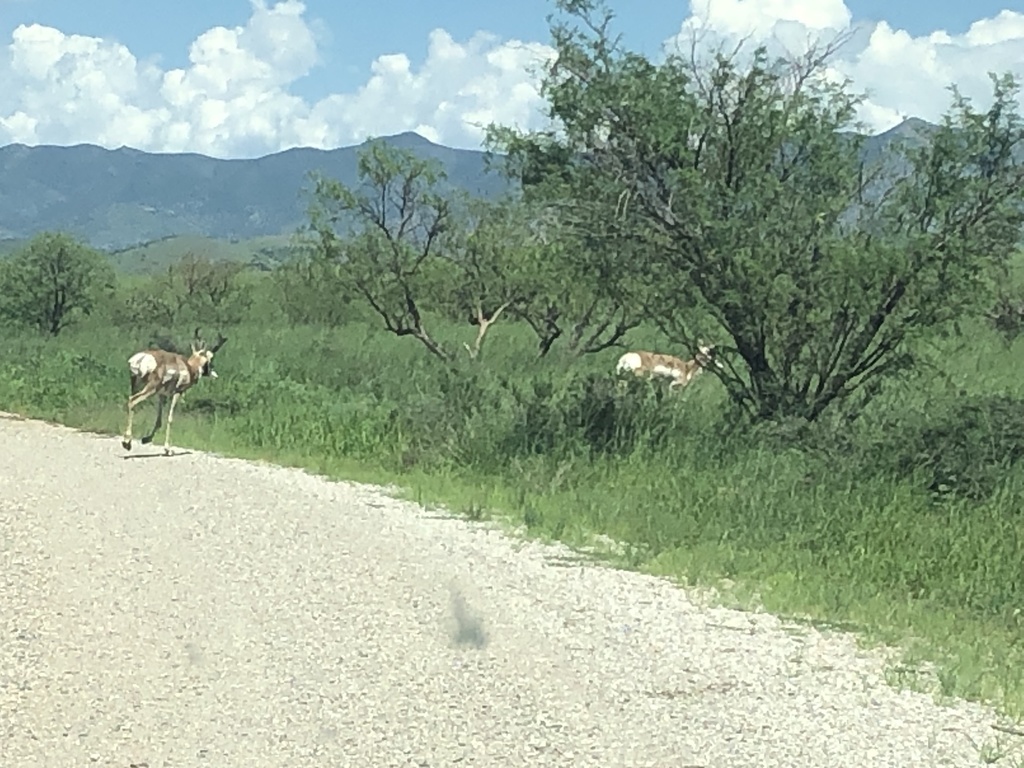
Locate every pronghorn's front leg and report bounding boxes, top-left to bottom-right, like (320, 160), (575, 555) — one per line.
(140, 394), (166, 446)
(122, 384), (158, 451)
(162, 392), (182, 456)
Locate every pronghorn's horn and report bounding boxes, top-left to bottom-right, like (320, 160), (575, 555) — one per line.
(210, 333), (228, 353)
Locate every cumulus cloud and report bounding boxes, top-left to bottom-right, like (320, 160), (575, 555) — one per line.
(669, 0), (1024, 133)
(680, 0), (852, 40)
(291, 29), (555, 155)
(0, 0), (555, 157)
(0, 0), (1021, 157)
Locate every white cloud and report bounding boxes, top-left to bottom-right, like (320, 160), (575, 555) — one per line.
(292, 29), (555, 154)
(669, 0), (1024, 133)
(0, 0), (554, 157)
(0, 0), (1021, 157)
(681, 0), (852, 39)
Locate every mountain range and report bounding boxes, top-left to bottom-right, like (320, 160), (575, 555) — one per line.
(0, 119), (939, 252)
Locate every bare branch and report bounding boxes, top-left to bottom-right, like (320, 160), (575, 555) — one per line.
(463, 299), (515, 360)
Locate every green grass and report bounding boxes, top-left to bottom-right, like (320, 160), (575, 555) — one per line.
(2, 315), (1024, 723)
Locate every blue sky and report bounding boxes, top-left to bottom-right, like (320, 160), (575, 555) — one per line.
(3, 0), (1015, 95)
(1, 0), (1022, 157)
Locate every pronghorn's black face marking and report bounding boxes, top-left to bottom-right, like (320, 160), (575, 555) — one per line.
(197, 351), (218, 379)
(191, 328), (227, 379)
(695, 343), (715, 368)
(694, 341), (725, 372)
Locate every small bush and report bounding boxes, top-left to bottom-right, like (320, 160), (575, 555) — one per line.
(865, 393), (1024, 501)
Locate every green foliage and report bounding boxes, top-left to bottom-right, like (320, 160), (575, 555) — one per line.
(871, 392), (1024, 501)
(508, 210), (644, 358)
(271, 244), (363, 327)
(0, 231), (114, 335)
(308, 138), (645, 364)
(449, 197), (540, 359)
(0, 345), (112, 413)
(487, 0), (1024, 423)
(986, 287), (1024, 345)
(307, 139), (463, 360)
(112, 252), (252, 329)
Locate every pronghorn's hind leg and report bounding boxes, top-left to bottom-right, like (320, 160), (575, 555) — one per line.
(162, 392), (181, 456)
(122, 403), (135, 451)
(122, 384), (157, 451)
(140, 394), (166, 445)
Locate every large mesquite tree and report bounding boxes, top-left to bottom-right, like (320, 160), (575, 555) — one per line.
(488, 0), (1024, 421)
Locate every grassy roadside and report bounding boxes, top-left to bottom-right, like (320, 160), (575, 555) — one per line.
(8, 391), (1024, 729)
(2, 321), (1024, 726)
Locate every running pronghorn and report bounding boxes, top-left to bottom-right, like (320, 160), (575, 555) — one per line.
(615, 341), (722, 392)
(121, 328), (227, 455)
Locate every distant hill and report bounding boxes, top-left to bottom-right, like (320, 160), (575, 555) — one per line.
(0, 131), (510, 252)
(105, 233), (297, 274)
(0, 119), (958, 253)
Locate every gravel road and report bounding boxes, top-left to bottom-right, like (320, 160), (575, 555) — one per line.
(1, 413), (1019, 767)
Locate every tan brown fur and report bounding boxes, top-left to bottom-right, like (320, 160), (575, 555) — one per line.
(615, 342), (721, 392)
(121, 328), (227, 455)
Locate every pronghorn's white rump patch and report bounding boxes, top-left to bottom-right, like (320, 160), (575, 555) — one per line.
(616, 352), (643, 374)
(128, 352), (158, 377)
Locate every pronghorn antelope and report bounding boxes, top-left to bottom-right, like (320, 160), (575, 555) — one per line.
(615, 342), (722, 392)
(121, 328), (227, 455)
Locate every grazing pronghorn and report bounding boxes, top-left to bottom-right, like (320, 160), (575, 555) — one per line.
(615, 341), (722, 392)
(121, 328), (227, 455)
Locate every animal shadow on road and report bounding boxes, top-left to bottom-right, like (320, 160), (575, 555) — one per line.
(122, 450), (193, 460)
(448, 585), (489, 649)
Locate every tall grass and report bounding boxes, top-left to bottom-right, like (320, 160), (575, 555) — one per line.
(2, 316), (1023, 718)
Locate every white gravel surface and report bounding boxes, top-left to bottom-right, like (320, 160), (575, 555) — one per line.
(1, 413), (1020, 767)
